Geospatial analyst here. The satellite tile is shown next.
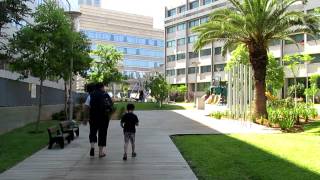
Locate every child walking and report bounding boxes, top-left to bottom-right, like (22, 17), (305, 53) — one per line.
(120, 104), (139, 161)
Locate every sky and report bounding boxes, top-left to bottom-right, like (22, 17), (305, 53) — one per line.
(102, 0), (185, 29)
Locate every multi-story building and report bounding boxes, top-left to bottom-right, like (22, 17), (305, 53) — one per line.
(78, 5), (164, 93)
(78, 0), (101, 7)
(164, 0), (320, 98)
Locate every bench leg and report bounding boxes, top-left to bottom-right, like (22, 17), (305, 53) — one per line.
(75, 129), (79, 137)
(59, 138), (64, 149)
(48, 140), (53, 149)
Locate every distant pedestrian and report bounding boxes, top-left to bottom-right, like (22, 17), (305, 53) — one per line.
(120, 103), (139, 161)
(87, 83), (113, 157)
(139, 90), (144, 102)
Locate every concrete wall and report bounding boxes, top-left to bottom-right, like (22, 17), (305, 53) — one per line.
(0, 104), (64, 134)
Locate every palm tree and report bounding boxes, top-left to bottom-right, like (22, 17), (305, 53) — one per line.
(193, 0), (319, 118)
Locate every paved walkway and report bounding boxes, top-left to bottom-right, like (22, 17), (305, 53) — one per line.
(0, 110), (276, 180)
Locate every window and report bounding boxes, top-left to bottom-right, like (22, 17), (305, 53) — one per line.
(177, 38), (186, 46)
(188, 35), (198, 44)
(166, 69), (176, 76)
(214, 64), (226, 72)
(138, 38), (146, 45)
(114, 34), (125, 42)
(214, 47), (222, 55)
(189, 19), (199, 28)
(189, 51), (199, 59)
(127, 48), (137, 55)
(167, 26), (176, 34)
(178, 5), (186, 13)
(189, 1), (199, 10)
(201, 48), (211, 56)
(167, 55), (176, 62)
(168, 8), (176, 17)
(269, 40), (281, 46)
(166, 40), (175, 48)
(177, 68), (186, 75)
(188, 67), (199, 74)
(285, 34), (304, 44)
(200, 16), (209, 24)
(127, 36), (137, 44)
(203, 0), (212, 5)
(201, 65), (211, 73)
(177, 23), (186, 31)
(307, 33), (320, 41)
(177, 53), (186, 60)
(310, 54), (320, 63)
(198, 82), (211, 91)
(136, 49), (140, 55)
(158, 40), (164, 47)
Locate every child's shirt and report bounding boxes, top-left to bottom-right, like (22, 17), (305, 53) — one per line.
(121, 112), (139, 133)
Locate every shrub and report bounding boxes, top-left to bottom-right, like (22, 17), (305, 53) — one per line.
(278, 109), (295, 130)
(210, 112), (223, 119)
(288, 83), (305, 99)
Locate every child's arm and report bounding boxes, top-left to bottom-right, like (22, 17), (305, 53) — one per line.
(120, 116), (125, 128)
(135, 116), (139, 126)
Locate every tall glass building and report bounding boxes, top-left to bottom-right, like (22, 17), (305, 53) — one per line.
(78, 5), (164, 92)
(78, 0), (101, 7)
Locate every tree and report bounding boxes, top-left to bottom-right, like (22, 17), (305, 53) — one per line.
(301, 54), (313, 102)
(145, 75), (169, 108)
(266, 54), (284, 94)
(0, 0), (31, 60)
(226, 45), (284, 95)
(305, 74), (320, 104)
(88, 45), (124, 86)
(193, 0), (319, 118)
(9, 0), (73, 132)
(52, 30), (92, 119)
(283, 54), (302, 105)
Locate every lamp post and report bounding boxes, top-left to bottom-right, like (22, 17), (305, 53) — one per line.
(192, 61), (200, 107)
(65, 0), (81, 121)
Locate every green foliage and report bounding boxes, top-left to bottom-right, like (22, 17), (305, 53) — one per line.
(209, 111), (223, 119)
(288, 83), (305, 98)
(0, 120), (58, 173)
(266, 54), (284, 93)
(0, 0), (31, 60)
(88, 45), (124, 85)
(8, 1), (82, 131)
(283, 54), (301, 77)
(145, 75), (170, 107)
(309, 74), (320, 85)
(193, 0), (320, 117)
(173, 132), (320, 179)
(225, 44), (249, 70)
(169, 85), (187, 102)
(0, 0), (31, 36)
(226, 45), (284, 94)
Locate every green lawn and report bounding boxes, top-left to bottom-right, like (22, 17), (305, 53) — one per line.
(172, 121), (320, 180)
(114, 102), (193, 110)
(0, 120), (58, 173)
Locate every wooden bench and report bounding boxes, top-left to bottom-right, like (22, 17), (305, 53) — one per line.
(59, 121), (79, 141)
(47, 126), (71, 149)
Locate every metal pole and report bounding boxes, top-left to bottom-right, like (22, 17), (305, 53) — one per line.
(194, 66), (198, 107)
(66, 0), (74, 121)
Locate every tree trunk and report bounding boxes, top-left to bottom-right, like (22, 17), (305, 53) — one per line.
(35, 79), (43, 132)
(64, 81), (68, 120)
(248, 43), (268, 118)
(294, 77), (297, 107)
(159, 100), (162, 108)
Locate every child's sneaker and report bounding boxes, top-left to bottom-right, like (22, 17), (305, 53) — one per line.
(123, 154), (127, 161)
(132, 152), (137, 157)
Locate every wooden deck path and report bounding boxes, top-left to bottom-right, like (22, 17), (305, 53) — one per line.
(0, 111), (218, 180)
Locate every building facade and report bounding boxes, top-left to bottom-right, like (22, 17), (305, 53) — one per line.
(78, 5), (164, 93)
(164, 0), (320, 98)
